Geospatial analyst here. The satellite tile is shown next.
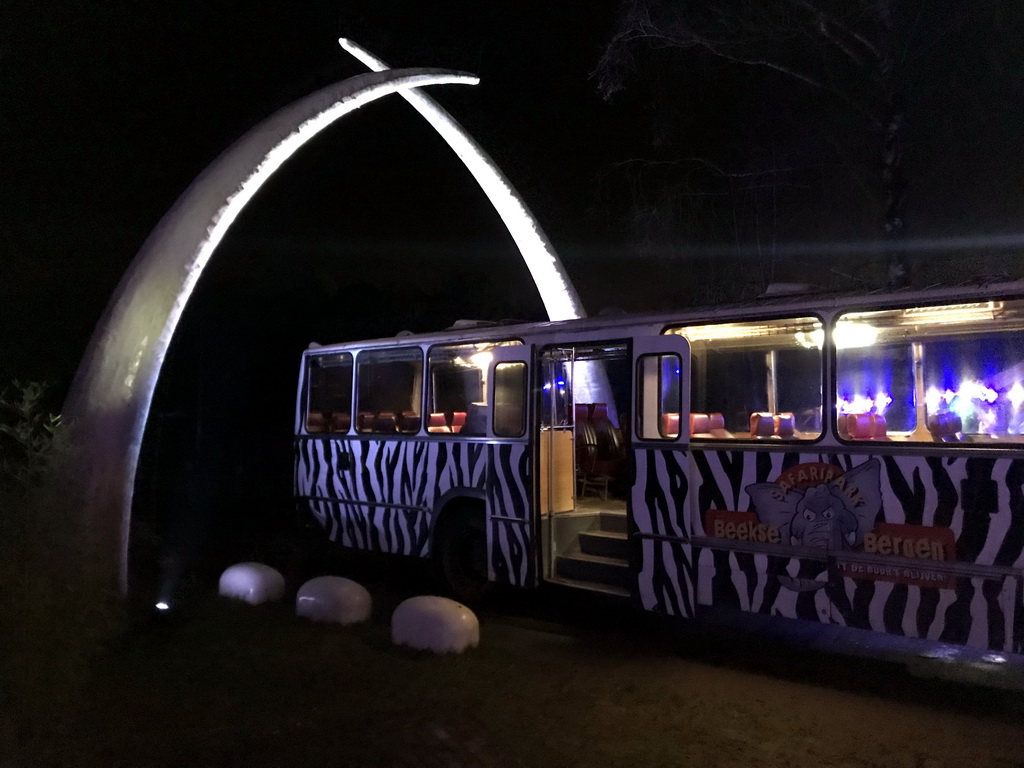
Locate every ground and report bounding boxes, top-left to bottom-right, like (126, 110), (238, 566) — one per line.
(5, 561), (1022, 768)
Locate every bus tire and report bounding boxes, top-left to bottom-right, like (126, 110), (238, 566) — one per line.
(436, 508), (493, 604)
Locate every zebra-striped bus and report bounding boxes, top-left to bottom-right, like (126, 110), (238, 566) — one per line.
(295, 280), (1024, 653)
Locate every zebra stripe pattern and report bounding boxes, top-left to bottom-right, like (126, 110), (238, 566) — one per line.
(633, 449), (696, 617)
(690, 449), (1024, 651)
(295, 437), (533, 587)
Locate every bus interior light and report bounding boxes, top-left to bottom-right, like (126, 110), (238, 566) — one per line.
(833, 322), (879, 349)
(899, 301), (1001, 326)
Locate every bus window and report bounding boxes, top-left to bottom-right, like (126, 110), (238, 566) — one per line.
(636, 353), (682, 440)
(306, 353), (353, 433)
(836, 300), (1024, 443)
(426, 341), (521, 434)
(356, 347), (423, 434)
(493, 362), (527, 437)
(666, 317), (823, 440)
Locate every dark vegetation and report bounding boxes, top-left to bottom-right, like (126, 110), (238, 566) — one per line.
(0, 382), (122, 750)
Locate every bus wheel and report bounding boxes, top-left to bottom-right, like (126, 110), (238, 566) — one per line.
(437, 510), (492, 604)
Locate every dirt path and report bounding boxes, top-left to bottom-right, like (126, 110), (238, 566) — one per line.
(473, 600), (1023, 768)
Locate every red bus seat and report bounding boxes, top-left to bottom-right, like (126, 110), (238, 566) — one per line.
(750, 412), (775, 437)
(708, 412), (731, 438)
(306, 411), (326, 433)
(689, 412), (710, 435)
(375, 411), (397, 433)
(775, 412), (795, 437)
(399, 410), (421, 433)
(357, 411), (376, 433)
(928, 412), (962, 442)
(427, 413), (450, 433)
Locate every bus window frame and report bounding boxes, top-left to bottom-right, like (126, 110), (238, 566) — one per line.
(423, 337), (525, 439)
(353, 344), (426, 438)
(661, 313), (827, 446)
(303, 351), (354, 436)
(832, 298), (1024, 449)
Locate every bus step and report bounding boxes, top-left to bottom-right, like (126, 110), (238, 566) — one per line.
(599, 512), (627, 535)
(555, 552), (631, 589)
(578, 530), (628, 560)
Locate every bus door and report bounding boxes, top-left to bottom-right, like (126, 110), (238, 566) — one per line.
(482, 345), (535, 587)
(538, 346), (578, 581)
(631, 336), (693, 614)
(536, 338), (647, 594)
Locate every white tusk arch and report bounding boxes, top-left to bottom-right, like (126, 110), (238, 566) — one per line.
(62, 68), (478, 593)
(338, 38), (586, 322)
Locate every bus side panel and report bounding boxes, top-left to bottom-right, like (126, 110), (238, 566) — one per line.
(295, 436), (489, 556)
(486, 443), (534, 587)
(833, 573), (1019, 652)
(695, 548), (831, 624)
(633, 448), (696, 617)
(690, 448), (1024, 651)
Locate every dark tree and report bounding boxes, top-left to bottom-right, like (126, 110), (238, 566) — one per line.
(595, 0), (1005, 289)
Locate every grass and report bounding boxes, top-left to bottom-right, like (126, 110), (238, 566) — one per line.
(7, 575), (1024, 768)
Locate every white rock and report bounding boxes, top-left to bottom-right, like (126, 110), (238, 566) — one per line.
(391, 596), (480, 654)
(218, 562), (285, 605)
(295, 576), (372, 625)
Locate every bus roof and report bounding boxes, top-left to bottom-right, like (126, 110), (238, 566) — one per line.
(304, 278), (1024, 355)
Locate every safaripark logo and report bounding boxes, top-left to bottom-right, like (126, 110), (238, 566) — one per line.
(705, 460), (957, 590)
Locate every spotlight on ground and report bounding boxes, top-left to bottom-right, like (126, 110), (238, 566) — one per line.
(154, 601), (170, 611)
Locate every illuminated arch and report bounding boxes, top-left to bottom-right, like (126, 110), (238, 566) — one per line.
(63, 68), (479, 592)
(336, 43), (617, 414)
(338, 39), (585, 322)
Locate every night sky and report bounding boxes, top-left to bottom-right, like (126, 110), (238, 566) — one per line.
(5, 1), (1024, 388)
(4, 2), (1024, 566)
(3, 1), (630, 389)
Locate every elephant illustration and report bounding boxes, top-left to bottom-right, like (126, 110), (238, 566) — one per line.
(745, 458), (882, 550)
(790, 484), (858, 548)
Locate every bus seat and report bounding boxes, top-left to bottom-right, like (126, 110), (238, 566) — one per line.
(750, 412), (775, 437)
(708, 413), (731, 438)
(451, 411), (467, 433)
(306, 411), (326, 433)
(689, 413), (710, 435)
(329, 412), (350, 433)
(576, 419), (610, 499)
(427, 413), (450, 433)
(575, 403), (593, 424)
(846, 413), (873, 439)
(460, 403), (488, 437)
(399, 411), (421, 433)
(775, 412), (795, 437)
(576, 418), (599, 471)
(357, 411), (376, 433)
(662, 412), (680, 438)
(841, 412), (889, 440)
(375, 411), (397, 433)
(928, 412), (962, 442)
(590, 404), (625, 475)
(591, 405), (623, 454)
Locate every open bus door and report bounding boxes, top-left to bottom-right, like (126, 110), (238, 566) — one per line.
(631, 334), (695, 615)
(533, 333), (691, 599)
(483, 344), (536, 587)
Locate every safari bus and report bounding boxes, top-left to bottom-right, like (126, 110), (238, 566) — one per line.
(294, 281), (1024, 653)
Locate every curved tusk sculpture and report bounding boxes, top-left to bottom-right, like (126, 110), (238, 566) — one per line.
(62, 68), (479, 593)
(338, 38), (586, 322)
